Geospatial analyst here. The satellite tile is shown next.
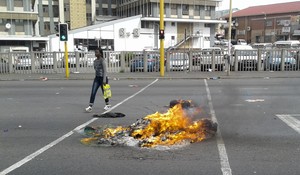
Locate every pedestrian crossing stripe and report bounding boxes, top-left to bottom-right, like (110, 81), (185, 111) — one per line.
(276, 114), (300, 134)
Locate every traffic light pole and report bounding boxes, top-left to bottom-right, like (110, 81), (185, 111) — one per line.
(64, 42), (69, 78)
(159, 0), (164, 77)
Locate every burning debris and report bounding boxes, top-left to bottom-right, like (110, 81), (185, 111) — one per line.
(80, 100), (217, 149)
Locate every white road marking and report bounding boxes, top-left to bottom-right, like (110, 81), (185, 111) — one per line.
(204, 79), (232, 175)
(276, 114), (300, 134)
(0, 79), (159, 175)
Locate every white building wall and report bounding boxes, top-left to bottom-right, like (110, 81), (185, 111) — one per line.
(165, 22), (177, 48)
(47, 15), (222, 52)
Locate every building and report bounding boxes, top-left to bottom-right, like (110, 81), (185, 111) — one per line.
(1, 0), (226, 52)
(0, 0), (48, 52)
(49, 0), (226, 52)
(224, 1), (300, 44)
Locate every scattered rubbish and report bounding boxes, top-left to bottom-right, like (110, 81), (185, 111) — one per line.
(80, 100), (217, 149)
(128, 84), (138, 87)
(207, 77), (220, 80)
(93, 112), (125, 118)
(3, 129), (8, 132)
(264, 77), (270, 79)
(208, 69), (212, 72)
(245, 99), (265, 102)
(56, 92), (60, 95)
(73, 71), (80, 74)
(113, 78), (120, 80)
(18, 125), (22, 128)
(40, 77), (48, 81)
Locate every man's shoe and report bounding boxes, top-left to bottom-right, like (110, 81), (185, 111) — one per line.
(104, 105), (111, 111)
(85, 106), (92, 112)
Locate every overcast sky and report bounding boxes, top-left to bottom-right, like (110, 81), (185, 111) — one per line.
(218, 0), (300, 10)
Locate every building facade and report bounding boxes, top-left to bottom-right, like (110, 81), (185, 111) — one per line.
(1, 0), (225, 52)
(0, 0), (48, 52)
(225, 1), (300, 44)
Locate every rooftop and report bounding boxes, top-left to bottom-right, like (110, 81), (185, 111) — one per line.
(230, 1), (300, 17)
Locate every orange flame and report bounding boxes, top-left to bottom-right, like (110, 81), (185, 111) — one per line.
(81, 102), (216, 148)
(131, 104), (207, 147)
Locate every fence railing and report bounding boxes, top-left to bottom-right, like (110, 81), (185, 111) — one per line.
(1, 49), (300, 74)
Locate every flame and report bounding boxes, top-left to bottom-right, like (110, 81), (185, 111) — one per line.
(131, 104), (207, 147)
(81, 101), (217, 148)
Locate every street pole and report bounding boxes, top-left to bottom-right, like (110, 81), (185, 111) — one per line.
(227, 0), (232, 76)
(263, 13), (267, 42)
(64, 41), (69, 78)
(159, 0), (165, 77)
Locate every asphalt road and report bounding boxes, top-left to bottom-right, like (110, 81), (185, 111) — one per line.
(0, 78), (300, 175)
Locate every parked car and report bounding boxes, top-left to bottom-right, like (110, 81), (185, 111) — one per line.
(15, 54), (35, 70)
(61, 52), (87, 68)
(15, 54), (30, 69)
(200, 47), (225, 71)
(130, 53), (160, 72)
(264, 51), (297, 71)
(40, 53), (55, 68)
(0, 57), (9, 73)
(232, 45), (259, 71)
(169, 52), (189, 71)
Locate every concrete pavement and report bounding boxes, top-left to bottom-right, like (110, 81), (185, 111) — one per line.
(0, 71), (300, 81)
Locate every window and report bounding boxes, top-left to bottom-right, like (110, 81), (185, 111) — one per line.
(53, 6), (59, 17)
(205, 6), (211, 16)
(171, 36), (175, 40)
(0, 0), (6, 6)
(15, 19), (24, 32)
(171, 4), (177, 15)
(14, 0), (23, 7)
(182, 5), (189, 15)
(194, 5), (200, 16)
(171, 22), (175, 26)
(266, 20), (272, 27)
(64, 4), (69, 12)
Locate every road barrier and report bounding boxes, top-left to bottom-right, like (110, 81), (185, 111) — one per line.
(1, 48), (299, 74)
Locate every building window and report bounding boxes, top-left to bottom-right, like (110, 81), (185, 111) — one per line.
(64, 4), (69, 12)
(182, 5), (189, 15)
(171, 4), (177, 15)
(53, 6), (59, 17)
(171, 22), (175, 26)
(0, 19), (7, 32)
(43, 6), (49, 13)
(15, 19), (24, 32)
(194, 5), (200, 16)
(205, 6), (211, 16)
(14, 0), (23, 7)
(103, 8), (108, 15)
(171, 36), (175, 40)
(266, 20), (272, 27)
(0, 0), (6, 6)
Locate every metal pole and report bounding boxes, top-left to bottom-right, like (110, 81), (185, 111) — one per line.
(227, 0), (232, 76)
(160, 0), (165, 77)
(64, 41), (69, 78)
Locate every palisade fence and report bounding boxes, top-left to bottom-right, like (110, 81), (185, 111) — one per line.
(0, 49), (300, 74)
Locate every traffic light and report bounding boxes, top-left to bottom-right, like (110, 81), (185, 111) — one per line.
(59, 23), (68, 41)
(159, 29), (165, 39)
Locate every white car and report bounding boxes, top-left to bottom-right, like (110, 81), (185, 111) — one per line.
(200, 47), (225, 71)
(15, 54), (39, 70)
(232, 45), (259, 71)
(40, 54), (55, 68)
(170, 52), (189, 71)
(60, 52), (88, 68)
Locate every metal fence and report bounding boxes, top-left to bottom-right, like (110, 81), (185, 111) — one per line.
(1, 48), (300, 74)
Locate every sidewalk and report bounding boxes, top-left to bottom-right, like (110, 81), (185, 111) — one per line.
(0, 71), (300, 81)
